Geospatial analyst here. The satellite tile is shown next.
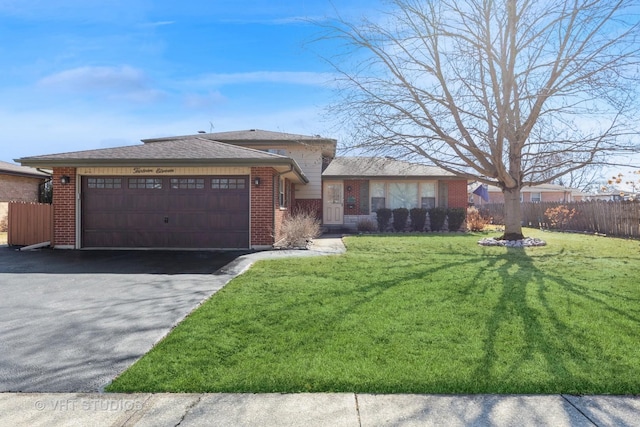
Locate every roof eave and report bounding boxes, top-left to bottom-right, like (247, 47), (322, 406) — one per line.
(0, 170), (50, 179)
(321, 174), (458, 180)
(17, 158), (309, 184)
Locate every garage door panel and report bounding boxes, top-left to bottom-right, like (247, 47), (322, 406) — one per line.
(172, 194), (211, 211)
(82, 176), (250, 249)
(123, 193), (166, 211)
(125, 213), (167, 228)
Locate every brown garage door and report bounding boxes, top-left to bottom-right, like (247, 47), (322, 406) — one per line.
(81, 176), (250, 248)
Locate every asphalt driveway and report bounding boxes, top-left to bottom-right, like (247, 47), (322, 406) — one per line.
(0, 246), (247, 392)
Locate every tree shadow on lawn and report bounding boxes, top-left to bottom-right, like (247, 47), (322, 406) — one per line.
(470, 247), (640, 394)
(129, 241), (640, 394)
(258, 245), (640, 394)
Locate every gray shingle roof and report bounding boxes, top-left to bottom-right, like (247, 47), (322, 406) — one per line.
(142, 129), (338, 158)
(0, 160), (50, 178)
(18, 138), (287, 162)
(17, 138), (308, 182)
(143, 129), (335, 144)
(323, 157), (456, 178)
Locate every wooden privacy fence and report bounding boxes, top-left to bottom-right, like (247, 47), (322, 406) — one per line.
(8, 201), (53, 246)
(478, 201), (640, 239)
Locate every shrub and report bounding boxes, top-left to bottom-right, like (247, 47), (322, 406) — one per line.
(376, 208), (392, 232)
(447, 208), (467, 231)
(544, 205), (577, 230)
(392, 208), (409, 232)
(356, 218), (378, 232)
(0, 215), (7, 233)
(278, 210), (321, 248)
(428, 207), (447, 231)
(466, 207), (490, 231)
(409, 208), (427, 231)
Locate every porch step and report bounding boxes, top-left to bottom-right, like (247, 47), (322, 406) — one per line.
(321, 225), (356, 235)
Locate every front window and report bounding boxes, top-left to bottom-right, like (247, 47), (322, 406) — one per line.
(371, 182), (386, 212)
(531, 192), (541, 202)
(421, 182), (436, 209)
(388, 183), (418, 209)
(279, 177), (286, 208)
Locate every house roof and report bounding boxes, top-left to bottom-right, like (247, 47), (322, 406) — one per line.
(322, 157), (456, 179)
(470, 183), (575, 193)
(0, 160), (50, 179)
(142, 129), (337, 158)
(469, 182), (593, 200)
(16, 138), (309, 183)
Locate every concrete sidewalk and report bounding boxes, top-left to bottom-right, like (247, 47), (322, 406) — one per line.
(1, 392), (639, 426)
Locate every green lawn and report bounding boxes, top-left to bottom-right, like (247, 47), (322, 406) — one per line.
(107, 230), (640, 394)
(0, 232), (6, 245)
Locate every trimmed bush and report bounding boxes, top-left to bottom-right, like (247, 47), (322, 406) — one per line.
(278, 210), (321, 248)
(356, 218), (378, 232)
(376, 208), (392, 232)
(447, 208), (466, 231)
(392, 208), (409, 232)
(409, 208), (427, 231)
(428, 207), (447, 231)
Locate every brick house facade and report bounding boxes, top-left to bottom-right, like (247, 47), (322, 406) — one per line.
(322, 157), (469, 230)
(18, 130), (470, 249)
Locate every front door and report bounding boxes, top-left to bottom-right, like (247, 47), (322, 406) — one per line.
(323, 182), (344, 225)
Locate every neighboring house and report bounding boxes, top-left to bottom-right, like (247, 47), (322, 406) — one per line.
(590, 191), (637, 202)
(17, 129), (467, 250)
(322, 157), (468, 229)
(0, 161), (50, 229)
(469, 182), (584, 205)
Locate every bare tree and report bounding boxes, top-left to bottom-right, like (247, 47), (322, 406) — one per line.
(553, 164), (604, 193)
(321, 0), (640, 239)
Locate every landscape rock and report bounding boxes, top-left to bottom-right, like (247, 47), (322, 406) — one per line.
(478, 237), (547, 247)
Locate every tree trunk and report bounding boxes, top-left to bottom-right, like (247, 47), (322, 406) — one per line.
(502, 187), (524, 240)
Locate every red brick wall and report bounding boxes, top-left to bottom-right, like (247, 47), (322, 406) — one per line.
(344, 179), (368, 215)
(447, 180), (469, 208)
(250, 167), (276, 246)
(0, 174), (43, 202)
(52, 167), (76, 247)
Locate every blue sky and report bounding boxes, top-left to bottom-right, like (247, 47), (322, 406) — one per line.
(0, 0), (379, 162)
(2, 1), (637, 191)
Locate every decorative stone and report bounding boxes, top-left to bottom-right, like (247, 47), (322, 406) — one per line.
(478, 237), (547, 247)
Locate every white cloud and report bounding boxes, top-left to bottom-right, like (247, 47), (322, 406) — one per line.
(139, 20), (174, 28)
(36, 65), (167, 104)
(38, 65), (148, 92)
